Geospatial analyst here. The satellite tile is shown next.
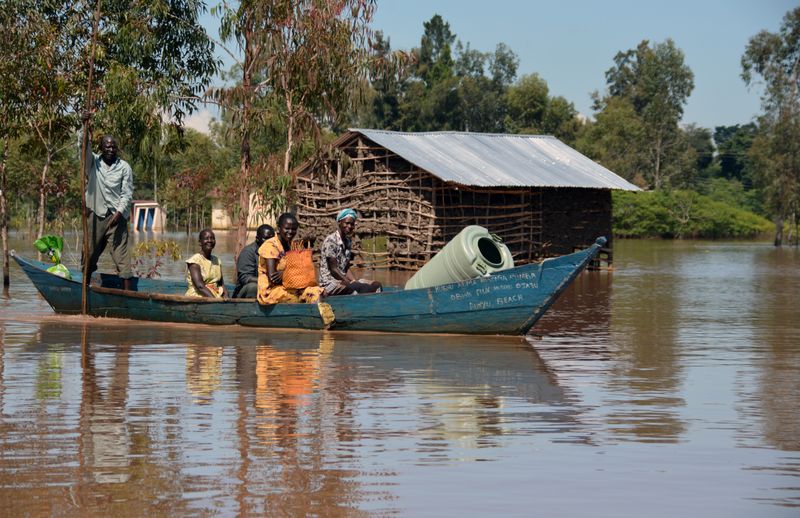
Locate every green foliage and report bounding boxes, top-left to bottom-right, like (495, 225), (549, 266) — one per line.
(592, 39), (695, 189)
(132, 239), (182, 279)
(504, 73), (580, 143)
(1, 0), (218, 243)
(741, 7), (800, 244)
(714, 124), (757, 185)
(210, 0), (377, 257)
(504, 73), (549, 133)
(360, 14), (535, 134)
(683, 124), (714, 177)
(576, 97), (647, 185)
(93, 0), (218, 124)
(700, 177), (765, 215)
(418, 14), (456, 86)
(364, 31), (405, 130)
(33, 235), (64, 263)
(612, 190), (773, 239)
(4, 5), (793, 251)
(3, 133), (81, 228)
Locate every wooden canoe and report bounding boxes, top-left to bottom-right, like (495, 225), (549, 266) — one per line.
(12, 237), (606, 336)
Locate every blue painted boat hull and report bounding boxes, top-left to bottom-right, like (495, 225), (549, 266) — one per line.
(12, 237), (606, 336)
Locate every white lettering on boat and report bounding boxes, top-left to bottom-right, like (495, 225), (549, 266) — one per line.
(496, 294), (523, 305)
(450, 291), (473, 301)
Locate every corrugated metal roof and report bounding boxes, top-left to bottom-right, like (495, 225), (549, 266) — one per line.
(350, 129), (640, 191)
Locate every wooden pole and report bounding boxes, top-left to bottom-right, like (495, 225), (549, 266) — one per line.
(80, 0), (102, 315)
(1, 137), (9, 288)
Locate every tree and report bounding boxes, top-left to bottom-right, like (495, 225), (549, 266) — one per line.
(742, 7), (800, 245)
(454, 42), (486, 78)
(714, 124), (757, 184)
(1, 0), (217, 266)
(211, 0), (377, 260)
(22, 12), (79, 241)
(683, 124), (715, 185)
(91, 0), (218, 124)
(86, 0), (218, 231)
(458, 75), (504, 132)
(576, 97), (647, 185)
(365, 32), (402, 129)
(541, 96), (581, 145)
(488, 43), (519, 89)
(0, 3), (79, 245)
(417, 14), (456, 87)
(386, 15), (521, 133)
(596, 39), (695, 189)
(504, 73), (548, 133)
(0, 0), (53, 285)
(504, 73), (581, 143)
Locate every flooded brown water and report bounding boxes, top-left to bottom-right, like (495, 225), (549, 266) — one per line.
(1, 233), (799, 516)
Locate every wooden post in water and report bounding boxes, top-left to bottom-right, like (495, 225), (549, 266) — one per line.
(80, 0), (102, 315)
(1, 138), (9, 288)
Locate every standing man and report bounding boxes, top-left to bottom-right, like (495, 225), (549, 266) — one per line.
(83, 131), (134, 290)
(233, 224), (274, 298)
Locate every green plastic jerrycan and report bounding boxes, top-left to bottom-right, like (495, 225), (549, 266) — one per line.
(404, 225), (514, 290)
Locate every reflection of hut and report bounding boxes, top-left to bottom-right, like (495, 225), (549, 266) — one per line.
(209, 190), (274, 230)
(294, 130), (639, 269)
(131, 200), (166, 231)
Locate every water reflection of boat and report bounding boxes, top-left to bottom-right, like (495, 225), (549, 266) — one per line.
(15, 321), (579, 511)
(11, 238), (606, 336)
(30, 322), (566, 406)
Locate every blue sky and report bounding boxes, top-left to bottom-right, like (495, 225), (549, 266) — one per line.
(194, 0), (796, 132)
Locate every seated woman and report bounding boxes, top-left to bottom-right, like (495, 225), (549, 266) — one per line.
(185, 228), (229, 298)
(257, 213), (324, 304)
(319, 208), (382, 297)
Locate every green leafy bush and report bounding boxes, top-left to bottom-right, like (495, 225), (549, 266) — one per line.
(612, 190), (773, 239)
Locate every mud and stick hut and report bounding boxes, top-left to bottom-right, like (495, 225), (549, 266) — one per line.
(294, 130), (639, 270)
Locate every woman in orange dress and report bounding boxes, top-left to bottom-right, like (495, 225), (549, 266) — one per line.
(257, 213), (323, 305)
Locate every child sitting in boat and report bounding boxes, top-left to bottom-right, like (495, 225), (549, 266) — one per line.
(185, 229), (229, 298)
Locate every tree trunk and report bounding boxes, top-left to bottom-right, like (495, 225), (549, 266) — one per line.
(234, 29), (254, 271)
(236, 143), (251, 269)
(774, 216), (783, 246)
(653, 133), (663, 190)
(26, 204), (33, 237)
(1, 137), (9, 287)
(36, 153), (52, 254)
(284, 96), (294, 178)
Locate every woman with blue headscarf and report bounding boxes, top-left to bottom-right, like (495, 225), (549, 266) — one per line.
(318, 208), (382, 297)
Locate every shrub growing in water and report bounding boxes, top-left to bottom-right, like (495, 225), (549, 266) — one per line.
(612, 190), (773, 239)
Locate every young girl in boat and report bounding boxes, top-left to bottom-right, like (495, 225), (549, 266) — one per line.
(257, 213), (323, 304)
(185, 229), (229, 298)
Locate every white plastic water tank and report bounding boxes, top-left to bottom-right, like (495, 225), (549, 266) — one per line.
(404, 225), (514, 290)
